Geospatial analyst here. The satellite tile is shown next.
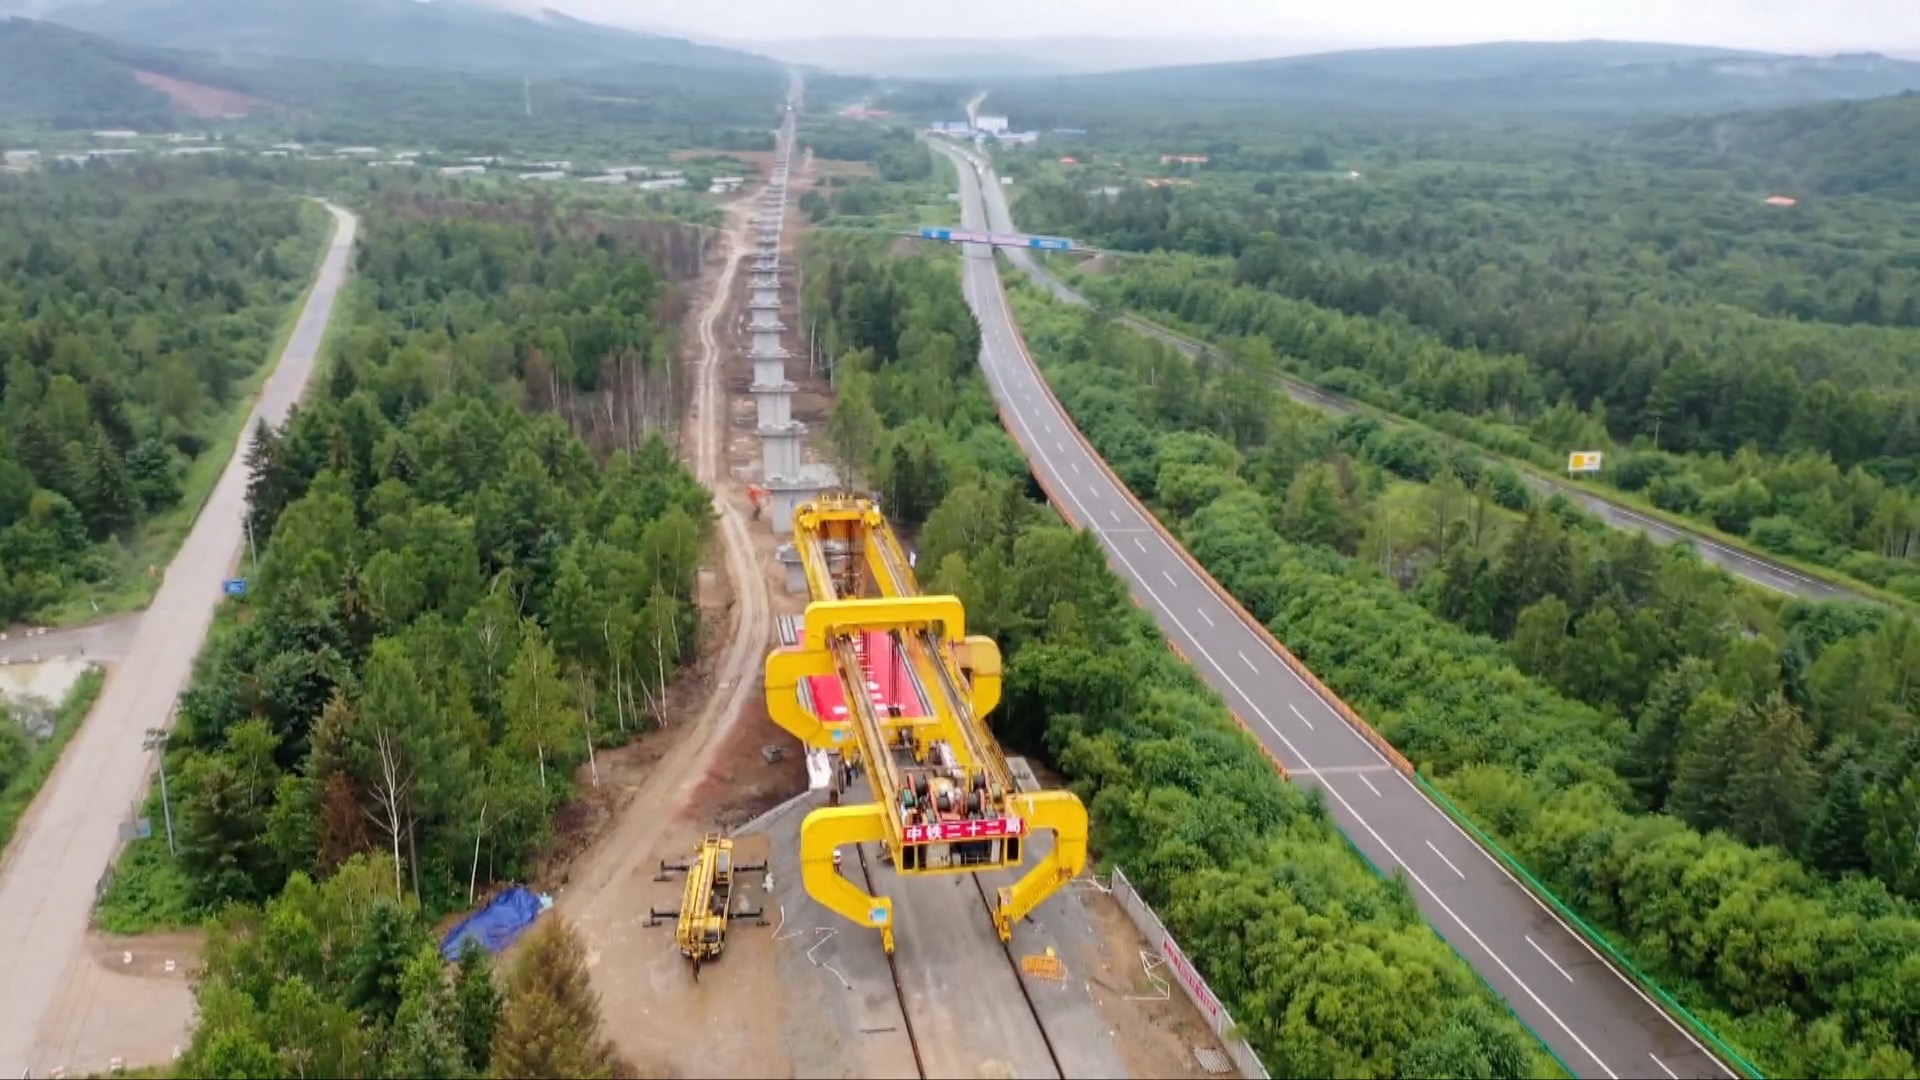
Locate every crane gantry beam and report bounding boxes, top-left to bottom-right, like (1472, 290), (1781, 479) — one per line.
(763, 495), (1086, 953)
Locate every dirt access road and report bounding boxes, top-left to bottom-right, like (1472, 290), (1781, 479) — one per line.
(0, 203), (360, 1079)
(556, 189), (795, 1076)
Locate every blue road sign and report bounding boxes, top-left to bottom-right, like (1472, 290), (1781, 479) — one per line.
(1029, 236), (1072, 251)
(222, 578), (247, 596)
(919, 227), (953, 241)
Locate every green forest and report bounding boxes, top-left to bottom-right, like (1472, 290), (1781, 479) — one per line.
(1006, 93), (1920, 603)
(0, 168), (327, 623)
(0, 16), (784, 163)
(180, 855), (629, 1077)
(1006, 277), (1920, 1077)
(805, 234), (1559, 1078)
(98, 204), (711, 950)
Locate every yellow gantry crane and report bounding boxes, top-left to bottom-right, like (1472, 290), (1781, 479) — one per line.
(647, 833), (768, 979)
(764, 496), (1088, 953)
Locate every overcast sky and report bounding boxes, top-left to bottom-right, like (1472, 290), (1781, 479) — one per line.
(525, 0), (1919, 53)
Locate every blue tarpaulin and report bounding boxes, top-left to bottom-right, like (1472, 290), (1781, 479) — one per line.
(439, 885), (550, 961)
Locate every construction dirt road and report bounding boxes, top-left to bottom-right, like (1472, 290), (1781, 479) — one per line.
(0, 203), (360, 1079)
(555, 188), (803, 1076)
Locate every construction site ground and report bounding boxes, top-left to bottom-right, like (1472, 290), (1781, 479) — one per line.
(554, 148), (1228, 1079)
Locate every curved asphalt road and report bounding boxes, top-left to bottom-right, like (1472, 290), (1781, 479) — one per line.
(948, 142), (1856, 606)
(0, 202), (359, 1078)
(936, 143), (1737, 1080)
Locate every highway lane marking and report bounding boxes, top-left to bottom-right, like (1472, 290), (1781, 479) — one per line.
(1527, 936), (1574, 983)
(1287, 702), (1315, 730)
(966, 208), (1627, 1076)
(1134, 537), (1148, 553)
(1069, 460), (1082, 475)
(1426, 840), (1467, 880)
(1240, 650), (1259, 673)
(1649, 1054), (1679, 1080)
(1198, 608), (1214, 627)
(1109, 508), (1122, 523)
(969, 165), (1712, 1079)
(1402, 771), (1736, 1079)
(1357, 773), (1382, 797)
(1056, 441), (1065, 452)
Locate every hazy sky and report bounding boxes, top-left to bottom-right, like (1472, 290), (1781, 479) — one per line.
(527, 0), (1919, 53)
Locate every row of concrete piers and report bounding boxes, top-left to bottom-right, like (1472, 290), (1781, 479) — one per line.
(750, 109), (837, 557)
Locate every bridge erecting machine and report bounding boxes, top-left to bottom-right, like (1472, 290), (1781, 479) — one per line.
(764, 496), (1088, 954)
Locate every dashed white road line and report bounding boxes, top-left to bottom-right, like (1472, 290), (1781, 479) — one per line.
(1357, 773), (1382, 797)
(1426, 839), (1468, 880)
(1240, 650), (1259, 673)
(1287, 702), (1315, 730)
(1649, 1054), (1679, 1080)
(1133, 537), (1147, 553)
(1527, 935), (1575, 983)
(1198, 608), (1214, 627)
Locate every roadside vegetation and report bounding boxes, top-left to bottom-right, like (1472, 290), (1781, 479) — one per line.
(97, 199), (711, 1004)
(797, 119), (958, 233)
(177, 853), (624, 1078)
(1007, 276), (1920, 1077)
(1008, 93), (1920, 606)
(0, 667), (106, 851)
(807, 233), (1558, 1078)
(0, 168), (328, 625)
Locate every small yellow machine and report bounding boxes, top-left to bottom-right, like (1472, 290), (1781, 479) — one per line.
(647, 834), (768, 979)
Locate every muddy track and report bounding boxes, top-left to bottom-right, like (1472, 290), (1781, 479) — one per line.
(562, 209), (774, 906)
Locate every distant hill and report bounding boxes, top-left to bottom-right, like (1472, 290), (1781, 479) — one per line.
(741, 34), (1352, 78)
(0, 14), (784, 142)
(37, 0), (774, 76)
(1634, 92), (1920, 202)
(0, 17), (178, 127)
(972, 40), (1920, 121)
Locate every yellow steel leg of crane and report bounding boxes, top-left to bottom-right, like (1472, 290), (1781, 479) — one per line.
(799, 802), (897, 953)
(993, 789), (1089, 942)
(765, 644), (842, 751)
(955, 634), (1003, 718)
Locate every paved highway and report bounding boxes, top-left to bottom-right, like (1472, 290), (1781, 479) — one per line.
(935, 143), (1737, 1080)
(948, 142), (1857, 607)
(0, 202), (359, 1077)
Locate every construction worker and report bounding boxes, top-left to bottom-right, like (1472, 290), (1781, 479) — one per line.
(832, 848), (843, 877)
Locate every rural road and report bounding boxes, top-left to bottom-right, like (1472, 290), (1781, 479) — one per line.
(0, 201), (359, 1078)
(936, 142), (1739, 1080)
(963, 145), (1857, 605)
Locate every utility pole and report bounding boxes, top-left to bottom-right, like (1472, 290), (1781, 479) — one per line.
(144, 727), (176, 856)
(244, 510), (259, 581)
(523, 77), (532, 117)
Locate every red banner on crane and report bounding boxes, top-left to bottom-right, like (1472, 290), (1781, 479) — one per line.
(903, 817), (1026, 844)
